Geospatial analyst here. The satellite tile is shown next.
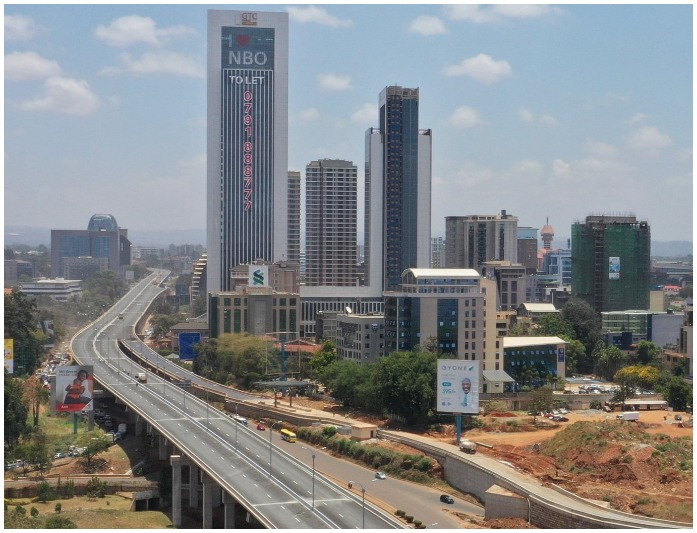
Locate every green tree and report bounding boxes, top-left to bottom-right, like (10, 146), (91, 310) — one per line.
(663, 376), (692, 411)
(596, 344), (627, 381)
(316, 360), (372, 409)
(635, 341), (661, 365)
(81, 270), (127, 301)
(4, 291), (45, 375)
(529, 386), (554, 423)
(536, 313), (576, 339)
(4, 370), (29, 448)
(309, 341), (338, 377)
(561, 298), (601, 369)
(561, 337), (585, 375)
(75, 432), (110, 466)
(15, 428), (53, 477)
(372, 350), (437, 426)
(23, 375), (50, 427)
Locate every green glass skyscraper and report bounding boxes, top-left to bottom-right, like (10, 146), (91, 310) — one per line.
(571, 215), (651, 312)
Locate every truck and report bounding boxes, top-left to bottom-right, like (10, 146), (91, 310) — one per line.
(459, 439), (477, 454)
(616, 411), (639, 421)
(137, 372), (147, 383)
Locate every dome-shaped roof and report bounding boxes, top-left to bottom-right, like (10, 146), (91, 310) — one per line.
(541, 224), (554, 236)
(87, 214), (119, 232)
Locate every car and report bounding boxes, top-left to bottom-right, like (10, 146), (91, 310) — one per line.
(54, 452), (65, 459)
(439, 494), (454, 504)
(375, 471), (386, 480)
(256, 423), (266, 431)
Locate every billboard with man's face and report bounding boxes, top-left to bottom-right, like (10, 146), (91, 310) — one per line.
(53, 366), (94, 412)
(436, 359), (480, 415)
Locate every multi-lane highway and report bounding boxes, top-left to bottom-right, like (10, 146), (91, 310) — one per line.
(70, 270), (403, 529)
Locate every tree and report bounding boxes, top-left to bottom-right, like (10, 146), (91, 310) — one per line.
(635, 341), (661, 365)
(23, 375), (50, 427)
(536, 313), (576, 339)
(529, 387), (554, 423)
(561, 298), (601, 368)
(316, 360), (372, 410)
(664, 376), (692, 411)
(4, 291), (45, 375)
(372, 350), (437, 425)
(561, 337), (585, 375)
(75, 432), (110, 466)
(5, 370), (29, 448)
(15, 429), (53, 477)
(596, 344), (627, 381)
(309, 341), (338, 377)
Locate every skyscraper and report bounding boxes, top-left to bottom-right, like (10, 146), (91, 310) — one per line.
(286, 171), (301, 265)
(445, 211), (518, 271)
(571, 215), (651, 312)
(304, 159), (358, 286)
(207, 10), (289, 292)
(365, 86), (432, 292)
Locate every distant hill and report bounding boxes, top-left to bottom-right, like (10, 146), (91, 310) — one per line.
(3, 226), (693, 257)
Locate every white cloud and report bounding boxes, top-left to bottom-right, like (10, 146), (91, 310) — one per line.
(5, 51), (63, 81)
(518, 107), (556, 125)
(94, 16), (194, 47)
(351, 103), (377, 123)
(101, 51), (204, 77)
(452, 163), (494, 188)
(444, 53), (512, 84)
(317, 73), (353, 91)
(628, 113), (647, 126)
(626, 126), (672, 154)
(584, 140), (618, 158)
(296, 108), (321, 122)
(287, 6), (353, 28)
(445, 5), (561, 24)
(449, 106), (484, 129)
(5, 14), (40, 41)
(19, 76), (100, 115)
(409, 15), (448, 36)
(512, 159), (545, 176)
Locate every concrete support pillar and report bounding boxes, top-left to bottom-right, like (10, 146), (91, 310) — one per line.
(202, 473), (214, 529)
(212, 484), (222, 508)
(134, 418), (144, 436)
(170, 455), (182, 528)
(189, 464), (199, 508)
(158, 435), (168, 460)
(223, 491), (236, 529)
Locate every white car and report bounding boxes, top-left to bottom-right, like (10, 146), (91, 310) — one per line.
(375, 471), (387, 480)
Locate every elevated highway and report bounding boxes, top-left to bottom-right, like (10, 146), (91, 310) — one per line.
(70, 270), (402, 529)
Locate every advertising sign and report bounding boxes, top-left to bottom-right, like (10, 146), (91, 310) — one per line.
(249, 265), (269, 288)
(436, 359), (480, 415)
(179, 332), (202, 360)
(4, 339), (13, 374)
(609, 256), (620, 280)
(54, 366), (94, 412)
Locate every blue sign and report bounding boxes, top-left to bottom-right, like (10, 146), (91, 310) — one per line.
(179, 332), (202, 360)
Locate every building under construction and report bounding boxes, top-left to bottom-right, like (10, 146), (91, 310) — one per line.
(571, 215), (650, 313)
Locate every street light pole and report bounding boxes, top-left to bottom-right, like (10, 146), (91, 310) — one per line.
(268, 421), (281, 477)
(302, 446), (316, 509)
(234, 402), (239, 452)
(348, 480), (366, 529)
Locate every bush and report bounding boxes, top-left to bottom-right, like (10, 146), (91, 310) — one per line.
(44, 515), (77, 528)
(395, 510), (405, 517)
(413, 520), (422, 527)
(30, 506), (39, 518)
(322, 426), (337, 438)
(37, 481), (56, 503)
(405, 515), (414, 523)
(54, 502), (62, 514)
(63, 480), (75, 498)
(416, 457), (433, 472)
(86, 476), (107, 499)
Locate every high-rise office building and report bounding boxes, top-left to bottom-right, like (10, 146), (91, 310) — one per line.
(287, 171), (301, 265)
(571, 215), (651, 312)
(305, 159), (358, 286)
(365, 86), (432, 292)
(445, 211), (518, 271)
(51, 214), (131, 279)
(207, 10), (289, 292)
(431, 237), (445, 268)
(517, 227), (539, 274)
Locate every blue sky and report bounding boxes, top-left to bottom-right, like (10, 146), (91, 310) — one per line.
(4, 4), (693, 247)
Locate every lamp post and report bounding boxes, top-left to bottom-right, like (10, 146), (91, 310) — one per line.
(348, 480), (366, 529)
(268, 421), (281, 477)
(234, 402), (239, 452)
(302, 447), (317, 509)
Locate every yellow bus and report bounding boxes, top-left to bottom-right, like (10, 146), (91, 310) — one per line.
(280, 429), (296, 442)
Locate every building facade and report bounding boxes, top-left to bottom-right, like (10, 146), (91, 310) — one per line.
(502, 336), (567, 390)
(571, 215), (650, 312)
(366, 86), (431, 292)
(51, 214), (131, 279)
(207, 10), (289, 292)
(336, 313), (385, 364)
(481, 261), (527, 311)
(287, 171), (301, 265)
(445, 211), (518, 271)
(516, 227), (539, 274)
(383, 268), (498, 367)
(431, 237), (445, 268)
(304, 159), (358, 286)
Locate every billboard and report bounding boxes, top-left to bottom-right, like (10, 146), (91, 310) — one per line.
(436, 359), (480, 415)
(179, 332), (202, 360)
(4, 339), (13, 374)
(609, 256), (620, 280)
(54, 366), (94, 412)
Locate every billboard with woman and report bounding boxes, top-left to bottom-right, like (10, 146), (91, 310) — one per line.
(54, 366), (94, 412)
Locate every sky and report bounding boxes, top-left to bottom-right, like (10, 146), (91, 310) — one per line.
(4, 3), (694, 247)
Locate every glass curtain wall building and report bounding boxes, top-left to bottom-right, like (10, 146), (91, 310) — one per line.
(207, 10), (289, 292)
